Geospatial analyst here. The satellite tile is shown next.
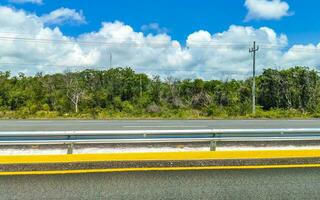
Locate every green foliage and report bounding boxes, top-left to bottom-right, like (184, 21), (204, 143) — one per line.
(258, 67), (319, 112)
(0, 66), (319, 119)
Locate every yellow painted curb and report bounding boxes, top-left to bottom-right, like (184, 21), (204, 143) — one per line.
(1, 164), (320, 176)
(0, 149), (320, 164)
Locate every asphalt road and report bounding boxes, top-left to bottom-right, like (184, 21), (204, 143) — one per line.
(1, 168), (320, 199)
(0, 119), (319, 131)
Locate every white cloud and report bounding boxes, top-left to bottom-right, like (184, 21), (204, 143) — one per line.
(41, 8), (86, 25)
(244, 0), (291, 21)
(8, 0), (42, 4)
(141, 23), (169, 34)
(0, 6), (96, 74)
(185, 25), (288, 78)
(0, 6), (318, 80)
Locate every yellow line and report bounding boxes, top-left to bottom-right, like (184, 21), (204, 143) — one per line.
(1, 149), (320, 164)
(2, 164), (320, 176)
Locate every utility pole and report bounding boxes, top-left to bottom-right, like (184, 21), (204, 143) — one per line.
(140, 74), (143, 98)
(249, 41), (259, 115)
(109, 52), (112, 68)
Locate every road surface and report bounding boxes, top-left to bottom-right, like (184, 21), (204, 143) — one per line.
(1, 121), (320, 199)
(0, 119), (319, 131)
(1, 168), (320, 199)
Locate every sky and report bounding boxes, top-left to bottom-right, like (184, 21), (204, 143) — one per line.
(0, 0), (320, 79)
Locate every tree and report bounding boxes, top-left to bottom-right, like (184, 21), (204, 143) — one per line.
(0, 66), (319, 119)
(164, 76), (183, 108)
(64, 72), (85, 113)
(150, 75), (162, 104)
(191, 79), (212, 108)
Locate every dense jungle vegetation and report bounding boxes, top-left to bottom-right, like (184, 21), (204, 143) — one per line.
(0, 66), (319, 119)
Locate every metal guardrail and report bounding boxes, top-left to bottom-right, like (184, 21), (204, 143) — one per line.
(0, 128), (320, 153)
(2, 128), (320, 136)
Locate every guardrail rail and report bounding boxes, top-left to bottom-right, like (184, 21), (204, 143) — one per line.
(0, 128), (320, 154)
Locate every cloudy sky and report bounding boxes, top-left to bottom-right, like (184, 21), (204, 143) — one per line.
(0, 0), (319, 79)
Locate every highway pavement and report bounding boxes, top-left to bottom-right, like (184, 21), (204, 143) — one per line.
(1, 168), (320, 199)
(0, 119), (319, 131)
(0, 121), (320, 199)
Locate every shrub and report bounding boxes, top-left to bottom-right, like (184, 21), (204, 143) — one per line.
(122, 101), (134, 113)
(146, 102), (161, 113)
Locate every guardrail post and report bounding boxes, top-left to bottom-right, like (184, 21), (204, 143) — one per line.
(67, 143), (74, 154)
(210, 141), (217, 151)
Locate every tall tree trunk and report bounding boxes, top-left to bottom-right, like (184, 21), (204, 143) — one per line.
(75, 103), (78, 113)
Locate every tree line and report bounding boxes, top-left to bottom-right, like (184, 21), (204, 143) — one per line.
(0, 66), (319, 119)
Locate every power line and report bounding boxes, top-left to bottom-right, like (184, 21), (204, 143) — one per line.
(0, 35), (274, 48)
(0, 61), (254, 75)
(0, 35), (320, 52)
(0, 34), (250, 46)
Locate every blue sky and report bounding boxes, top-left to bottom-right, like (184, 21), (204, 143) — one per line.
(3, 0), (319, 45)
(0, 0), (320, 79)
